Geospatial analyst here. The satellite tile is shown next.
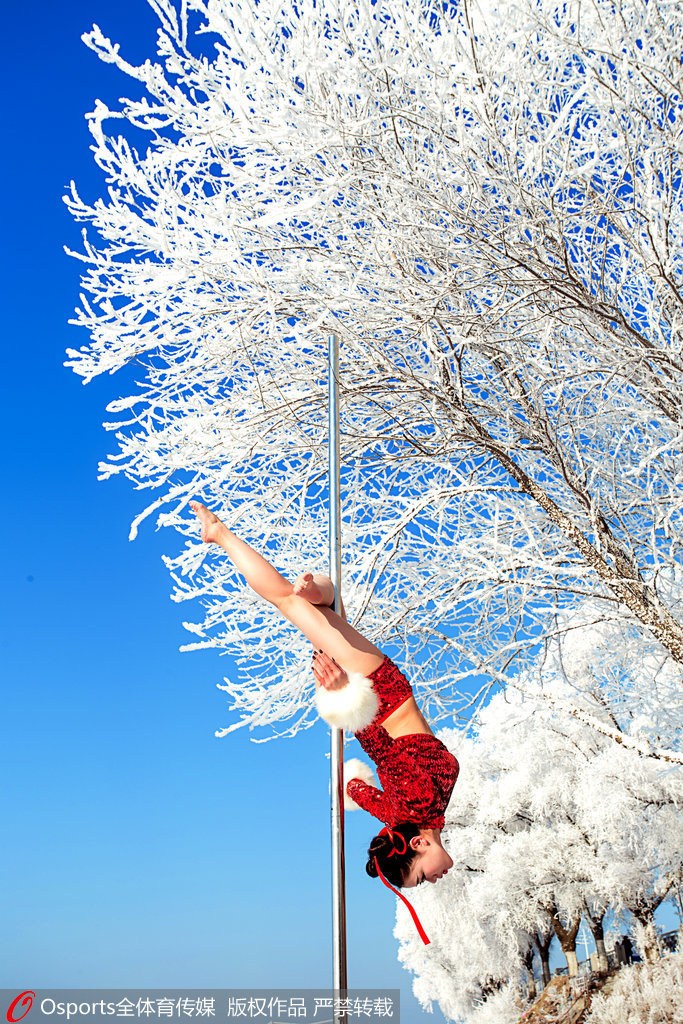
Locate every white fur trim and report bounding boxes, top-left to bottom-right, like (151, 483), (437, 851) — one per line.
(315, 671), (379, 732)
(344, 758), (378, 811)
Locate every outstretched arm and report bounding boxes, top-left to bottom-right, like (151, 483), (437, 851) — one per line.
(346, 778), (391, 824)
(191, 501), (384, 677)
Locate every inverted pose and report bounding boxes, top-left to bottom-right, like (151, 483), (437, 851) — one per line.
(191, 501), (459, 944)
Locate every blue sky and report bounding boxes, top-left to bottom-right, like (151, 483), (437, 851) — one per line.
(2, 0), (679, 1016)
(0, 2), (445, 1018)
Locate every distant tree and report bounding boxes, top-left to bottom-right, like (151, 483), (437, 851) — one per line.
(548, 904), (581, 979)
(532, 920), (554, 988)
(583, 900), (609, 975)
(521, 939), (538, 1000)
(66, 0), (683, 737)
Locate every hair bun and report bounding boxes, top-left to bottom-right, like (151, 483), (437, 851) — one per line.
(366, 857), (379, 878)
(368, 834), (390, 856)
(366, 833), (393, 878)
(364, 823), (420, 885)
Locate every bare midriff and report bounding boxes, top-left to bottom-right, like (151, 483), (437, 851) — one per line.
(380, 696), (434, 740)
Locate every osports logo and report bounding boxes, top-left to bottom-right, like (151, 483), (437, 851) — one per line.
(6, 992), (35, 1024)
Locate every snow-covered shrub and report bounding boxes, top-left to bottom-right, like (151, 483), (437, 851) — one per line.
(466, 986), (522, 1024)
(585, 956), (683, 1024)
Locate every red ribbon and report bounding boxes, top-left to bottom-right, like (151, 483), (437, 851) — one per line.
(379, 825), (408, 855)
(374, 828), (430, 945)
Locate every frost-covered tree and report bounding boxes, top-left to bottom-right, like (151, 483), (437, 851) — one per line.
(66, 0), (683, 737)
(389, 675), (683, 1020)
(532, 591), (683, 761)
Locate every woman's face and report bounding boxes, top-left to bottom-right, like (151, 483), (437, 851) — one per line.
(402, 834), (453, 888)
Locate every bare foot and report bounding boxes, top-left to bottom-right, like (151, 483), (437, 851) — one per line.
(293, 571), (334, 606)
(190, 501), (225, 544)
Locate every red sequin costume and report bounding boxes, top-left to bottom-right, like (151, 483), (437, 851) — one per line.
(345, 658), (459, 829)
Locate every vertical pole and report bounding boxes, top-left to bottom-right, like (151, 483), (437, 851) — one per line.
(328, 332), (348, 1011)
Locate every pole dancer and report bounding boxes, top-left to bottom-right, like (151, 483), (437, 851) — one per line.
(190, 501), (459, 944)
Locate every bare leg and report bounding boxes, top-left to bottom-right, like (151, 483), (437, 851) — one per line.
(191, 502), (383, 675)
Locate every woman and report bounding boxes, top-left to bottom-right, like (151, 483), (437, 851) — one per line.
(191, 501), (459, 944)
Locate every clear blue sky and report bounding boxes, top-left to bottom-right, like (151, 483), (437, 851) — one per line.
(0, 3), (446, 1019)
(2, 1), (677, 1015)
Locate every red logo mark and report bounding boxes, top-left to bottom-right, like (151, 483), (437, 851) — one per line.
(6, 992), (35, 1024)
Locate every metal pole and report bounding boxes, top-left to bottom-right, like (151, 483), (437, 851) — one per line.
(328, 331), (348, 1011)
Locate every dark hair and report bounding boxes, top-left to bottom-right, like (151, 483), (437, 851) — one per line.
(365, 823), (420, 887)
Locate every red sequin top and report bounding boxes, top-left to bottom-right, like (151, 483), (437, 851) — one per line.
(346, 659), (459, 830)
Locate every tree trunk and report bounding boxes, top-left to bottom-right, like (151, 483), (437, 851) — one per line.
(533, 925), (554, 987)
(522, 946), (537, 1000)
(551, 908), (581, 978)
(583, 904), (609, 974)
(594, 936), (609, 974)
(564, 949), (579, 978)
(631, 907), (660, 963)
